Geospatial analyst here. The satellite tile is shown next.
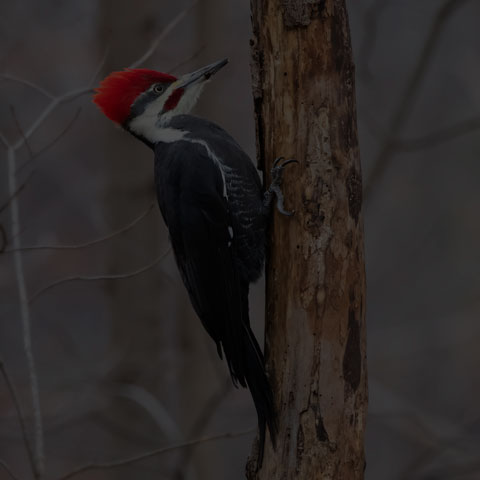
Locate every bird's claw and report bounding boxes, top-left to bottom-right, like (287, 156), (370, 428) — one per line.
(264, 157), (298, 216)
(273, 156), (298, 169)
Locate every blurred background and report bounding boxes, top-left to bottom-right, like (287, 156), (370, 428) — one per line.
(1, 0), (479, 478)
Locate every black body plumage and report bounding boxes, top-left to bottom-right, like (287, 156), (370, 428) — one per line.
(153, 115), (276, 456)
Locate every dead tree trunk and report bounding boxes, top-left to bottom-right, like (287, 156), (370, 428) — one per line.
(247, 1), (367, 478)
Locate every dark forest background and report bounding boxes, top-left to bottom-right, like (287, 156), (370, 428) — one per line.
(1, 1), (479, 479)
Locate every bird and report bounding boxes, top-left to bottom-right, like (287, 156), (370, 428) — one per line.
(93, 58), (294, 460)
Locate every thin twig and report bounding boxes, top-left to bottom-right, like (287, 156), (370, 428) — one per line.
(10, 105), (34, 158)
(0, 224), (6, 253)
(0, 73), (55, 99)
(89, 46), (110, 87)
(5, 0), (197, 155)
(364, 0), (476, 203)
(168, 45), (206, 75)
(0, 358), (36, 475)
(0, 460), (21, 480)
(0, 130), (11, 149)
(358, 0), (390, 81)
(175, 378), (232, 479)
(129, 0), (199, 69)
(0, 7), (198, 478)
(15, 107), (83, 175)
(5, 201), (154, 253)
(115, 383), (182, 441)
(29, 248), (170, 304)
(11, 87), (94, 152)
(12, 44), (105, 168)
(396, 413), (480, 480)
(3, 0), (198, 155)
(36, 107), (83, 158)
(7, 146), (44, 477)
(57, 428), (255, 480)
(0, 171), (34, 216)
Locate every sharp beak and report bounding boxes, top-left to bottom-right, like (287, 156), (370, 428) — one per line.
(176, 58), (228, 89)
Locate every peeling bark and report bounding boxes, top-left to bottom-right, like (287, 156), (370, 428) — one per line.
(247, 1), (367, 478)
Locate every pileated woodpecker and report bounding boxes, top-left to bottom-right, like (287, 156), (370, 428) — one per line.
(94, 59), (294, 458)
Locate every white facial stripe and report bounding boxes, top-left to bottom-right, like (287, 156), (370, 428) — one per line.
(129, 80), (208, 143)
(128, 82), (178, 139)
(159, 83), (206, 125)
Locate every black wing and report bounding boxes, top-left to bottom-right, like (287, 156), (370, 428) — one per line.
(154, 140), (245, 379)
(154, 139), (276, 453)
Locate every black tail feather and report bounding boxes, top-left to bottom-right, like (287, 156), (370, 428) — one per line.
(243, 324), (277, 463)
(217, 280), (276, 464)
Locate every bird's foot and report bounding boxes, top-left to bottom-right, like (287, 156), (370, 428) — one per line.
(264, 157), (298, 216)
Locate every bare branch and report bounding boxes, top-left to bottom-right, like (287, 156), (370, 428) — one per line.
(8, 42), (108, 155)
(0, 358), (36, 475)
(88, 46), (110, 87)
(57, 428), (255, 480)
(10, 105), (34, 158)
(358, 0), (390, 81)
(396, 413), (480, 480)
(29, 248), (171, 305)
(364, 0), (476, 203)
(0, 73), (55, 99)
(115, 383), (182, 441)
(13, 106), (82, 175)
(37, 107), (83, 157)
(129, 0), (199, 68)
(11, 86), (94, 152)
(0, 171), (34, 216)
(189, 379), (232, 439)
(0, 460), (21, 480)
(176, 378), (232, 477)
(7, 146), (44, 477)
(0, 130), (11, 149)
(5, 201), (154, 253)
(0, 225), (6, 253)
(5, 0), (196, 155)
(0, 9), (203, 478)
(168, 45), (206, 75)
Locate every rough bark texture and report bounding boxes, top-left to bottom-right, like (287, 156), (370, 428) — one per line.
(247, 1), (367, 478)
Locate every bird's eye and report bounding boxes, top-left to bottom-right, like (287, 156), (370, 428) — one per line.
(153, 84), (164, 94)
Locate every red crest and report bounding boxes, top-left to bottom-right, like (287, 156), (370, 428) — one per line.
(93, 69), (177, 124)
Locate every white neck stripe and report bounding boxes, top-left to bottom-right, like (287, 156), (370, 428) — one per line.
(148, 128), (228, 199)
(143, 127), (186, 143)
(186, 138), (228, 199)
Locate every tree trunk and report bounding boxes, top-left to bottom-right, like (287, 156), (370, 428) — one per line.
(247, 1), (367, 478)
